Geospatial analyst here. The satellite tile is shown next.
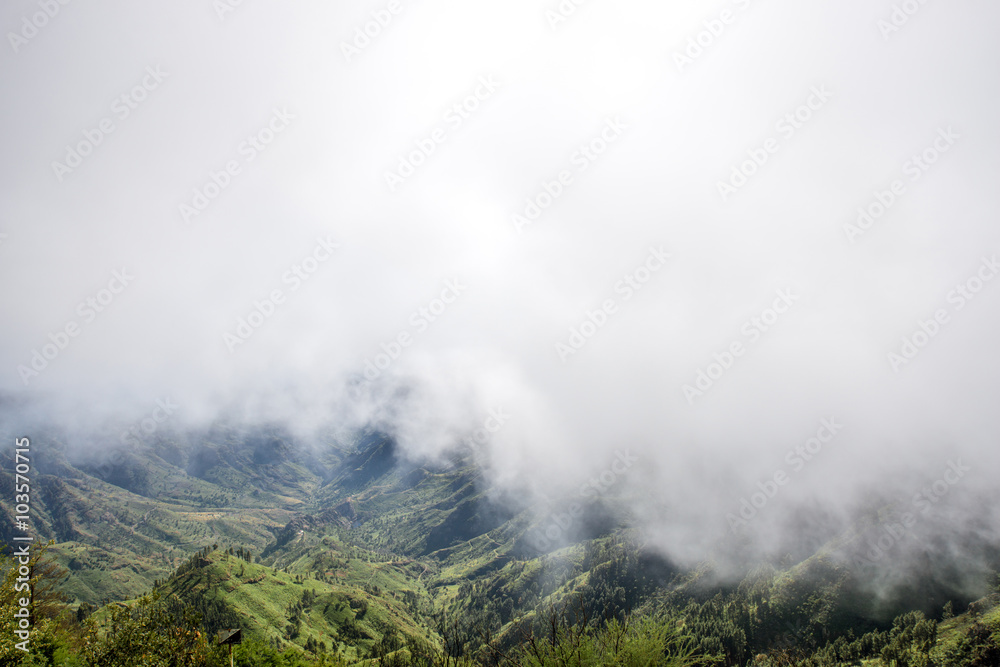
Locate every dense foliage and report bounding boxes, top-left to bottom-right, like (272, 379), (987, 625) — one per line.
(2, 432), (998, 666)
(2, 539), (998, 666)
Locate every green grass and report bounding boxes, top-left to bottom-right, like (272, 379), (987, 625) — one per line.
(930, 595), (1000, 664)
(154, 547), (440, 661)
(13, 425), (1000, 666)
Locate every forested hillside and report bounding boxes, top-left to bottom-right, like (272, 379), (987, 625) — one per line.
(1, 426), (998, 666)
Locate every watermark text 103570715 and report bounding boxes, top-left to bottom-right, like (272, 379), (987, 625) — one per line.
(11, 437), (34, 652)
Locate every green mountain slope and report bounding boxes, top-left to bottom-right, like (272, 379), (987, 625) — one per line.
(3, 414), (999, 665)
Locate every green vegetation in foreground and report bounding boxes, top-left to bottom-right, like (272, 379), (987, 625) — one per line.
(2, 427), (999, 665)
(2, 538), (999, 666)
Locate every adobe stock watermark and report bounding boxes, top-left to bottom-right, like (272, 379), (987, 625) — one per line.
(384, 75), (500, 192)
(526, 449), (638, 554)
(51, 66), (168, 183)
(214, 0), (249, 21)
(844, 126), (958, 243)
(544, 0), (592, 30)
(850, 458), (970, 566)
(361, 279), (467, 381)
(555, 246), (670, 363)
(717, 85), (832, 202)
(120, 398), (179, 446)
(512, 116), (627, 233)
(672, 0), (757, 73)
(7, 0), (72, 54)
(726, 417), (844, 532)
(223, 235), (339, 352)
(16, 268), (135, 386)
(775, 620), (812, 651)
(887, 254), (998, 372)
(462, 407), (511, 450)
(876, 0), (932, 41)
(340, 0), (405, 63)
(683, 289), (798, 405)
(179, 107), (295, 224)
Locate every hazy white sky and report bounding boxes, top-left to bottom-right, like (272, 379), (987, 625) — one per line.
(2, 0), (999, 566)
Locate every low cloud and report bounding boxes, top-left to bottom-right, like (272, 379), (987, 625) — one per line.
(1, 0), (999, 599)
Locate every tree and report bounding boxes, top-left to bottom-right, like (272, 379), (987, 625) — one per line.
(79, 591), (220, 666)
(514, 613), (715, 667)
(0, 541), (70, 665)
(940, 619), (1000, 667)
